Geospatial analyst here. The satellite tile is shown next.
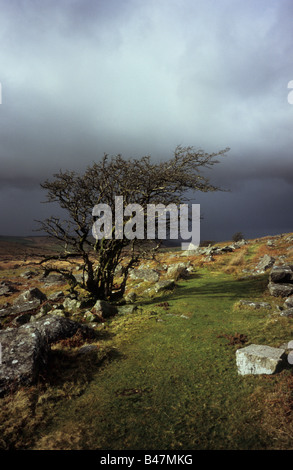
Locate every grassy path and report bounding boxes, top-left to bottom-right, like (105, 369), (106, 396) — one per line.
(29, 269), (293, 450)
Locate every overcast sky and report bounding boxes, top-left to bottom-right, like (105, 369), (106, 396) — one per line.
(0, 0), (293, 242)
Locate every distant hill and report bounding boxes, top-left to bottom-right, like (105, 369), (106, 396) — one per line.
(0, 235), (62, 260)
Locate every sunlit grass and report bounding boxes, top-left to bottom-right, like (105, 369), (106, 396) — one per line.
(1, 238), (293, 450)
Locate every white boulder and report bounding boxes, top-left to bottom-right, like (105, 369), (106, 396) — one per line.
(236, 344), (286, 375)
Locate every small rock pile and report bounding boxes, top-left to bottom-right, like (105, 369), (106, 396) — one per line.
(235, 263), (293, 376)
(268, 265), (293, 298)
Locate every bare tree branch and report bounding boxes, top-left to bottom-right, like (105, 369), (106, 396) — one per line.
(37, 145), (229, 300)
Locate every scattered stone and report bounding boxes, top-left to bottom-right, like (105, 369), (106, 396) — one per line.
(275, 305), (285, 314)
(39, 272), (67, 285)
(236, 344), (286, 375)
(143, 287), (156, 297)
(166, 263), (190, 280)
(203, 245), (218, 255)
(154, 280), (176, 293)
(117, 305), (138, 315)
(204, 255), (214, 262)
(1, 288), (48, 316)
(20, 270), (37, 279)
(83, 311), (93, 322)
(27, 315), (91, 343)
(268, 282), (293, 298)
(11, 312), (32, 326)
(181, 243), (202, 255)
(63, 297), (82, 312)
(48, 308), (66, 317)
(124, 291), (137, 303)
(183, 240), (247, 257)
(268, 264), (293, 298)
(92, 300), (118, 318)
(132, 282), (143, 290)
(234, 239), (248, 247)
(0, 285), (11, 296)
(11, 301), (41, 314)
(129, 268), (160, 283)
(14, 287), (47, 305)
(238, 299), (272, 310)
(218, 246), (235, 253)
(279, 308), (293, 317)
(29, 311), (49, 322)
(254, 255), (275, 274)
(38, 303), (53, 315)
(77, 344), (98, 355)
(1, 302), (10, 309)
(74, 273), (88, 283)
(0, 281), (18, 296)
(269, 265), (293, 284)
(279, 341), (293, 350)
(284, 295), (293, 309)
(48, 291), (65, 301)
(0, 306), (13, 318)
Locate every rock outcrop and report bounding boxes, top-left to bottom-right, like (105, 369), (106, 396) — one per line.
(268, 265), (293, 297)
(254, 255), (275, 274)
(0, 287), (47, 320)
(0, 281), (18, 296)
(0, 315), (95, 396)
(129, 268), (160, 283)
(166, 262), (190, 280)
(39, 272), (68, 286)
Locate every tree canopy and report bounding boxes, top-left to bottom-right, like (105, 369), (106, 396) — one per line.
(38, 145), (229, 300)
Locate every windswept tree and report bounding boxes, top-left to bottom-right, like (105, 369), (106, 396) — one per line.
(37, 145), (229, 301)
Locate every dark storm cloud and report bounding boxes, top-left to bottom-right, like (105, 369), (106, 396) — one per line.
(0, 0), (293, 238)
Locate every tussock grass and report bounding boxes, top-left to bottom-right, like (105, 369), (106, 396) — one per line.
(255, 374), (293, 449)
(222, 251), (247, 275)
(33, 423), (86, 450)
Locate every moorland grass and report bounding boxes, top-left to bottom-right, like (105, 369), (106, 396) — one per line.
(1, 264), (293, 450)
(0, 260), (292, 450)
